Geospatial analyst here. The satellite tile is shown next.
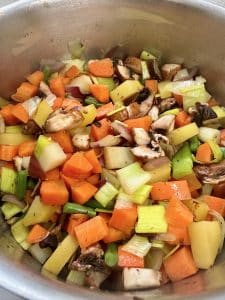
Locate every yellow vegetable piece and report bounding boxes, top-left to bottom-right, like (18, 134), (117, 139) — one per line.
(11, 219), (31, 250)
(183, 199), (209, 221)
(169, 122), (199, 145)
(0, 133), (33, 145)
(33, 100), (53, 128)
(80, 104), (97, 127)
(147, 162), (171, 184)
(110, 80), (143, 104)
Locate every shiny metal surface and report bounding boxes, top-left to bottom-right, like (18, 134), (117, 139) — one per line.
(0, 0), (225, 299)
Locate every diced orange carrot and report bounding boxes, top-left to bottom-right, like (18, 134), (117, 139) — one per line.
(66, 214), (89, 236)
(86, 174), (100, 186)
(180, 173), (202, 192)
(88, 58), (114, 77)
(98, 213), (111, 224)
(49, 76), (65, 97)
(203, 195), (225, 217)
(163, 246), (198, 282)
(151, 181), (191, 201)
(90, 84), (109, 103)
(12, 82), (38, 102)
(11, 103), (29, 123)
(71, 181), (98, 204)
(90, 118), (111, 141)
(196, 143), (212, 163)
(62, 152), (93, 178)
(65, 65), (80, 79)
(26, 71), (44, 87)
(40, 180), (69, 205)
(0, 145), (18, 161)
(18, 140), (36, 157)
(62, 77), (71, 85)
(124, 116), (152, 131)
(175, 111), (191, 128)
(109, 206), (137, 235)
(44, 168), (60, 181)
(0, 104), (20, 125)
(27, 224), (48, 244)
(47, 130), (73, 153)
(145, 79), (158, 94)
(96, 102), (114, 120)
(74, 216), (109, 248)
(166, 197), (193, 245)
(60, 173), (81, 190)
(118, 246), (144, 268)
(103, 227), (126, 243)
(84, 149), (102, 173)
(52, 97), (63, 110)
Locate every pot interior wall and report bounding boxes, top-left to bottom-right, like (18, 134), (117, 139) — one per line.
(0, 0), (225, 299)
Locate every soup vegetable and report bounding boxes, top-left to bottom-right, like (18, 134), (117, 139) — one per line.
(0, 42), (225, 290)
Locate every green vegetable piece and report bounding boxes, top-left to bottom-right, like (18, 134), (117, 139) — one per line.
(101, 168), (121, 190)
(140, 50), (157, 60)
(0, 133), (33, 145)
(11, 219), (30, 250)
(5, 126), (22, 133)
(131, 185), (152, 204)
(0, 167), (17, 194)
(135, 205), (167, 233)
(141, 61), (150, 80)
(33, 100), (53, 128)
(169, 122), (199, 145)
(208, 140), (223, 163)
(63, 202), (96, 217)
(104, 243), (118, 267)
(97, 77), (115, 91)
(34, 135), (52, 159)
(85, 198), (105, 209)
(84, 96), (102, 108)
(42, 66), (52, 83)
(122, 235), (151, 257)
(0, 97), (10, 108)
(95, 208), (113, 213)
(110, 80), (143, 105)
(68, 40), (84, 59)
(172, 143), (193, 179)
(189, 136), (200, 153)
(182, 83), (211, 111)
(220, 147), (225, 159)
(1, 202), (23, 220)
(160, 108), (180, 117)
(66, 270), (86, 286)
(94, 182), (118, 207)
(15, 170), (28, 200)
(116, 162), (151, 195)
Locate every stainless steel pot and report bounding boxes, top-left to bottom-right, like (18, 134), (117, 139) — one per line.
(0, 0), (225, 299)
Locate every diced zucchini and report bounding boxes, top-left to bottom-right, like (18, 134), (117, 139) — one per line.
(188, 221), (221, 269)
(158, 81), (172, 99)
(122, 235), (151, 257)
(33, 100), (53, 128)
(169, 122), (199, 145)
(110, 80), (143, 105)
(104, 147), (135, 170)
(79, 104), (97, 127)
(116, 162), (151, 194)
(94, 182), (118, 207)
(0, 133), (33, 145)
(66, 270), (86, 286)
(135, 205), (167, 233)
(15, 170), (28, 200)
(97, 77), (115, 91)
(29, 244), (52, 264)
(23, 196), (58, 226)
(147, 162), (171, 184)
(0, 167), (17, 194)
(0, 97), (10, 108)
(11, 219), (30, 250)
(1, 202), (23, 220)
(42, 235), (79, 275)
(131, 185), (152, 205)
(5, 126), (22, 133)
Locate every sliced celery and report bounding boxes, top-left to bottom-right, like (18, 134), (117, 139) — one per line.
(160, 108), (180, 117)
(141, 61), (150, 80)
(0, 133), (33, 145)
(66, 270), (86, 286)
(1, 202), (23, 220)
(15, 170), (28, 200)
(131, 185), (152, 205)
(198, 127), (220, 143)
(110, 80), (143, 105)
(5, 125), (22, 133)
(11, 219), (30, 250)
(97, 77), (115, 91)
(0, 97), (10, 108)
(0, 167), (17, 194)
(29, 244), (52, 264)
(189, 136), (200, 153)
(94, 182), (118, 207)
(151, 240), (165, 249)
(23, 196), (58, 226)
(116, 162), (151, 194)
(135, 205), (167, 233)
(101, 168), (121, 190)
(104, 147), (135, 170)
(172, 143), (193, 179)
(169, 122), (199, 145)
(208, 139), (223, 163)
(122, 235), (151, 257)
(33, 100), (53, 128)
(158, 81), (172, 99)
(63, 202), (96, 217)
(104, 243), (118, 267)
(140, 50), (157, 60)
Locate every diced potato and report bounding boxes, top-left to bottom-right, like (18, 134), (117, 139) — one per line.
(110, 80), (143, 105)
(23, 196), (58, 226)
(188, 221), (221, 269)
(169, 122), (199, 145)
(183, 200), (208, 221)
(42, 235), (79, 275)
(104, 147), (135, 169)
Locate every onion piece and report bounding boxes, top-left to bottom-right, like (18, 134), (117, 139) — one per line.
(67, 75), (92, 94)
(45, 94), (57, 107)
(39, 81), (52, 96)
(22, 96), (41, 117)
(1, 194), (25, 209)
(154, 233), (177, 243)
(90, 135), (121, 148)
(209, 209), (225, 253)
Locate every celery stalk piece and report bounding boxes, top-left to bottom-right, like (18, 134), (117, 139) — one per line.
(33, 100), (53, 128)
(29, 244), (52, 264)
(0, 97), (10, 108)
(208, 140), (223, 163)
(84, 96), (102, 108)
(135, 205), (167, 233)
(160, 108), (180, 117)
(101, 168), (121, 190)
(0, 167), (17, 194)
(0, 133), (33, 145)
(172, 143), (193, 179)
(1, 202), (23, 220)
(97, 77), (115, 91)
(158, 81), (172, 99)
(66, 270), (86, 286)
(141, 61), (150, 80)
(169, 122), (199, 145)
(151, 240), (165, 249)
(5, 125), (22, 133)
(15, 170), (28, 200)
(189, 136), (200, 153)
(212, 106), (225, 118)
(140, 50), (157, 60)
(23, 196), (58, 226)
(104, 147), (135, 170)
(104, 243), (118, 267)
(94, 182), (118, 207)
(110, 80), (143, 105)
(42, 235), (79, 275)
(116, 162), (151, 194)
(122, 235), (151, 257)
(131, 185), (152, 205)
(11, 219), (31, 250)
(145, 248), (164, 270)
(62, 59), (85, 72)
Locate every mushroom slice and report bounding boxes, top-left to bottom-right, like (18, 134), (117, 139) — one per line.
(148, 105), (159, 121)
(72, 132), (90, 150)
(111, 120), (133, 143)
(40, 81), (52, 96)
(116, 64), (131, 81)
(131, 146), (161, 160)
(139, 94), (154, 116)
(160, 98), (176, 113)
(127, 102), (141, 119)
(161, 64), (181, 81)
(132, 128), (150, 146)
(124, 56), (142, 74)
(152, 114), (175, 132)
(194, 160), (225, 184)
(147, 59), (162, 80)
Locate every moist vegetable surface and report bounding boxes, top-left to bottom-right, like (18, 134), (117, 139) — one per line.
(1, 43), (225, 290)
